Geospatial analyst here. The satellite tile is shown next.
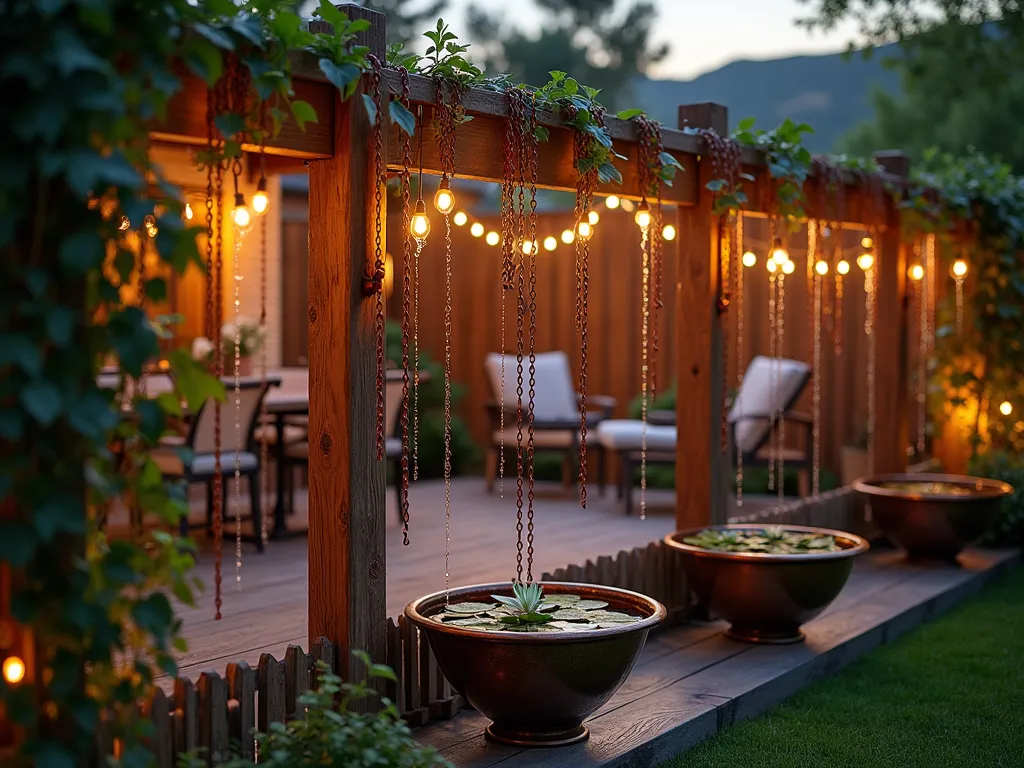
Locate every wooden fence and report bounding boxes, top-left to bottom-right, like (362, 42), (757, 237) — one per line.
(132, 486), (867, 765)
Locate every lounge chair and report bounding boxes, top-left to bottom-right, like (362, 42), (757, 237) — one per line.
(596, 355), (813, 514)
(483, 351), (616, 494)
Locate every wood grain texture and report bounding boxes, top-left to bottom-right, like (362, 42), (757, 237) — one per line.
(257, 653), (285, 733)
(674, 104), (728, 530)
(306, 5), (388, 680)
(225, 662), (256, 759)
(173, 677), (198, 756)
(197, 671), (229, 765)
(873, 218), (909, 474)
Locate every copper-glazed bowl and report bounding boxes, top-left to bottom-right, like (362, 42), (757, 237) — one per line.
(404, 581), (665, 747)
(853, 473), (1012, 561)
(664, 524), (869, 644)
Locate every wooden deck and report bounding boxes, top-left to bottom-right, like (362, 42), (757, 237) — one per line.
(155, 479), (774, 683)
(415, 547), (1019, 767)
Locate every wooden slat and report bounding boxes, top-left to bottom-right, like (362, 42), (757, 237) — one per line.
(173, 678), (198, 757)
(226, 661), (256, 760)
(197, 671), (229, 765)
(310, 635), (336, 679)
(147, 688), (174, 768)
(257, 652), (286, 733)
(284, 645), (310, 719)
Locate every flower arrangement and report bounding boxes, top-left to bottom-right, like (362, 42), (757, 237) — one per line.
(191, 318), (265, 372)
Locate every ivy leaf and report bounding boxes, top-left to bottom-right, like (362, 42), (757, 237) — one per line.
(0, 333), (42, 375)
(169, 349), (225, 412)
(659, 151), (684, 171)
(132, 593), (174, 636)
(65, 150), (143, 198)
(0, 521), (36, 567)
(319, 60), (360, 92)
(291, 99), (318, 131)
(214, 112), (246, 139)
(597, 162), (623, 185)
(182, 36), (224, 86)
(388, 100), (416, 136)
(21, 379), (63, 426)
(361, 93), (378, 126)
(192, 23), (235, 51)
(33, 494), (85, 542)
(67, 389), (117, 441)
(616, 109), (644, 120)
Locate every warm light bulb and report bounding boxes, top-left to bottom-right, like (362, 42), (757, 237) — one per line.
(3, 656), (25, 685)
(433, 178), (455, 214)
(634, 202), (652, 229)
(143, 214), (158, 239)
(1000, 401), (1013, 416)
(767, 259), (777, 274)
(606, 195), (620, 209)
(470, 222), (484, 238)
(837, 259), (851, 275)
(453, 211), (468, 227)
(661, 224), (676, 241)
(857, 253), (874, 271)
(252, 177), (269, 215)
(232, 194), (251, 230)
(909, 264), (925, 281)
(410, 199), (430, 240)
(485, 231), (500, 246)
(952, 259), (968, 278)
(782, 259), (796, 275)
(543, 236), (557, 251)
(561, 229), (575, 244)
(118, 215), (130, 231)
(861, 236), (874, 249)
(815, 260), (829, 276)
(184, 202), (194, 221)
(742, 251), (757, 268)
(521, 239), (534, 255)
(577, 220), (593, 239)
(771, 239), (788, 266)
(621, 198), (635, 212)
(588, 210), (600, 226)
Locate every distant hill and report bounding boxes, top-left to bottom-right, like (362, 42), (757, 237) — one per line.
(631, 45), (902, 152)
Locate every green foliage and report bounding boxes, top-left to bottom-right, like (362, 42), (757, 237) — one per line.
(490, 581), (556, 626)
(682, 527), (841, 553)
(969, 451), (1024, 547)
(182, 658), (449, 768)
(733, 117), (815, 228)
(385, 322), (476, 478)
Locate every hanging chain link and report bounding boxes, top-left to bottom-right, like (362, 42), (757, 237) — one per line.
(397, 67), (413, 544)
(367, 55), (388, 461)
(735, 213), (745, 507)
(500, 88), (520, 500)
(866, 228), (878, 473)
(767, 217), (777, 495)
(810, 220), (821, 497)
(525, 94), (539, 581)
(776, 265), (786, 509)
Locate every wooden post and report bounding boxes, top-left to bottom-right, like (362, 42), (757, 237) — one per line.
(871, 151), (910, 473)
(306, 5), (387, 681)
(674, 104), (729, 530)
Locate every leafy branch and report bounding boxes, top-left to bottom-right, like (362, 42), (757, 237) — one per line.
(733, 117), (814, 228)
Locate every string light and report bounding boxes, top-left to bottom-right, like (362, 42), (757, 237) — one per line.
(952, 258), (968, 278)
(521, 239), (535, 255)
(410, 199), (430, 240)
(1000, 401), (1013, 416)
(470, 221), (484, 237)
(577, 220), (593, 239)
(184, 202), (194, 221)
(118, 215), (131, 231)
(661, 224), (676, 241)
(561, 229), (575, 244)
(231, 192), (251, 230)
(606, 195), (620, 209)
(742, 251), (757, 268)
(3, 656), (25, 684)
(952, 256), (967, 333)
(861, 236), (873, 249)
(143, 214), (158, 239)
(857, 252), (874, 271)
(766, 259), (777, 273)
(454, 211), (468, 226)
(909, 263), (925, 281)
(252, 176), (269, 216)
(815, 260), (829, 275)
(837, 259), (851, 275)
(782, 259), (795, 275)
(485, 230), (500, 246)
(588, 210), (600, 226)
(433, 176), (455, 214)
(771, 238), (788, 266)
(543, 236), (557, 251)
(634, 200), (652, 229)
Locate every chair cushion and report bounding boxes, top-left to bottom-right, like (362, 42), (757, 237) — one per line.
(595, 419), (677, 452)
(254, 424), (308, 445)
(484, 351), (579, 423)
(385, 436), (402, 458)
(728, 355), (810, 454)
(285, 441), (309, 461)
(151, 448), (258, 477)
(492, 426), (596, 449)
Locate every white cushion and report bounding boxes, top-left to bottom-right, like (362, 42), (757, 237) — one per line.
(254, 424), (308, 445)
(492, 426), (595, 449)
(385, 436), (402, 458)
(595, 419), (677, 453)
(152, 448), (258, 477)
(728, 355), (810, 454)
(484, 351), (579, 423)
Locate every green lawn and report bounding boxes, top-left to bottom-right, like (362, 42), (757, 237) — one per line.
(663, 564), (1024, 768)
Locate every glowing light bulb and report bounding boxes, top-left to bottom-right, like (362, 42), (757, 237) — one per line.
(410, 199), (430, 240)
(1000, 401), (1013, 416)
(543, 236), (557, 251)
(606, 195), (620, 209)
(184, 202), (194, 221)
(577, 220), (593, 239)
(485, 231), (500, 246)
(588, 210), (600, 226)
(453, 211), (468, 227)
(434, 178), (455, 214)
(118, 215), (130, 231)
(231, 193), (251, 230)
(857, 253), (874, 271)
(3, 656), (25, 685)
(634, 201), (652, 229)
(837, 259), (851, 275)
(909, 264), (925, 281)
(815, 260), (829, 276)
(742, 251), (757, 268)
(952, 259), (968, 278)
(252, 177), (269, 215)
(661, 224), (676, 241)
(767, 259), (777, 274)
(143, 214), (158, 239)
(771, 238), (788, 266)
(470, 222), (484, 238)
(621, 198), (635, 212)
(521, 239), (535, 255)
(782, 259), (795, 275)
(561, 229), (575, 244)
(861, 236), (874, 249)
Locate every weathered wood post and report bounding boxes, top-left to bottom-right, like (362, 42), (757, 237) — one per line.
(674, 104), (729, 530)
(306, 5), (388, 680)
(872, 150), (910, 474)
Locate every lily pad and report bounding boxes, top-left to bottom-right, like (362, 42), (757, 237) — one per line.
(551, 608), (591, 621)
(550, 621), (599, 631)
(545, 594), (582, 606)
(587, 610), (635, 621)
(573, 599), (609, 611)
(446, 602), (498, 614)
(502, 623), (560, 632)
(447, 617), (501, 627)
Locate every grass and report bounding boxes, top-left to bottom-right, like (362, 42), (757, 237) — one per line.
(662, 565), (1024, 768)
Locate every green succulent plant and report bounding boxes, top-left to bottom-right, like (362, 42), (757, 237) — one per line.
(683, 528), (842, 554)
(491, 581), (557, 626)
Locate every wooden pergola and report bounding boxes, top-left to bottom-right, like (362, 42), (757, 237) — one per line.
(153, 4), (910, 676)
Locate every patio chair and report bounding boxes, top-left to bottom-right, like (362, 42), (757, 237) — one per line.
(150, 377), (273, 551)
(282, 376), (406, 517)
(596, 355), (813, 514)
(483, 351), (616, 494)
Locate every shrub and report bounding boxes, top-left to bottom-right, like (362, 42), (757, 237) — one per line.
(969, 451), (1024, 547)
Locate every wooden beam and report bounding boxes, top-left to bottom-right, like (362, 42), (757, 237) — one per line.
(306, 5), (387, 680)
(871, 152), (910, 474)
(675, 103), (728, 530)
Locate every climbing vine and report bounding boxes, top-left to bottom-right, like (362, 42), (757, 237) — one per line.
(733, 117), (815, 228)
